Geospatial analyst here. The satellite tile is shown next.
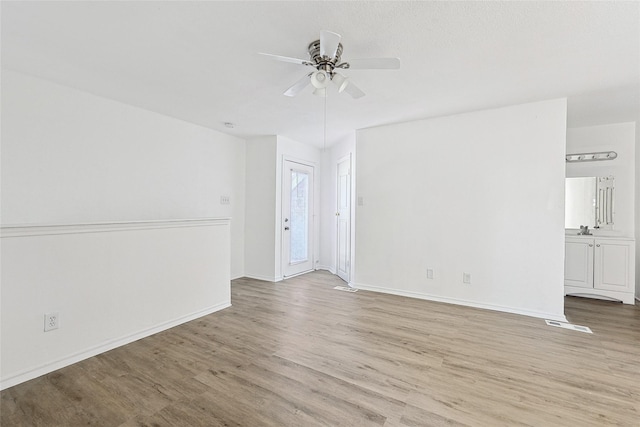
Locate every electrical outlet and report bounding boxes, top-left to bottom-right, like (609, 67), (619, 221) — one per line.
(44, 312), (59, 332)
(426, 268), (434, 279)
(220, 195), (230, 205)
(463, 273), (471, 284)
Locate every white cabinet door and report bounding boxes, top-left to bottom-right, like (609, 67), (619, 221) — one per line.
(564, 238), (594, 288)
(594, 239), (632, 292)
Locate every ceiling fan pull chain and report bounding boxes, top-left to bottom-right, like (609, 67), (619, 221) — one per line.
(323, 93), (327, 152)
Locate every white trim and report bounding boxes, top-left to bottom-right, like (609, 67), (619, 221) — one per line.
(353, 282), (568, 322)
(281, 155), (318, 168)
(564, 285), (635, 304)
(282, 269), (313, 280)
(347, 150), (356, 288)
(316, 265), (336, 274)
(243, 274), (280, 283)
(1, 218), (231, 238)
(0, 301), (230, 390)
(336, 153), (352, 283)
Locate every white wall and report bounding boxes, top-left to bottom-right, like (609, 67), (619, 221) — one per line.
(1, 70), (246, 278)
(1, 70), (244, 388)
(566, 122), (636, 237)
(318, 135), (356, 278)
(244, 136), (277, 281)
(1, 220), (230, 390)
(355, 99), (568, 320)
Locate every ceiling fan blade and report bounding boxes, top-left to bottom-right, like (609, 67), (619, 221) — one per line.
(320, 30), (341, 59)
(284, 73), (312, 97)
(344, 80), (365, 99)
(347, 58), (401, 70)
(259, 52), (312, 66)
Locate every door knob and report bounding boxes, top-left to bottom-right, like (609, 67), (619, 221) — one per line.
(284, 227), (290, 231)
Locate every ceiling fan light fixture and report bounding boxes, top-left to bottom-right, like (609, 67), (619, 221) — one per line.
(261, 29), (400, 99)
(332, 73), (349, 93)
(310, 70), (330, 89)
(312, 87), (327, 97)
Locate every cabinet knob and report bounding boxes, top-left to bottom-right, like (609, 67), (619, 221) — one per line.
(596, 244), (600, 247)
(589, 244), (593, 247)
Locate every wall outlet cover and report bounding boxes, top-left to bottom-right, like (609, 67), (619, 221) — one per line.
(44, 312), (59, 332)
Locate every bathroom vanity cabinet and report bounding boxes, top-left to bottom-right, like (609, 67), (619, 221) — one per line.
(564, 236), (636, 304)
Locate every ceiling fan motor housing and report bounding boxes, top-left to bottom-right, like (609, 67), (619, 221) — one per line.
(308, 40), (344, 76)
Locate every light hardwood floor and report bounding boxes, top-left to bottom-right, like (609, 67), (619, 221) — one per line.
(2, 271), (639, 426)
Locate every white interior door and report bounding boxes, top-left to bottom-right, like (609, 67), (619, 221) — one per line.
(282, 160), (314, 277)
(336, 156), (351, 282)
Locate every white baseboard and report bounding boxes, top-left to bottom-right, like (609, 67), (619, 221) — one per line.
(316, 265), (336, 274)
(0, 301), (230, 391)
(353, 282), (568, 322)
(243, 274), (279, 282)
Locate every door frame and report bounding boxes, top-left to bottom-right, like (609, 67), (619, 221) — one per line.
(281, 157), (316, 279)
(336, 154), (352, 283)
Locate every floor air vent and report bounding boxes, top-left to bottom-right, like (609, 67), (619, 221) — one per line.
(334, 286), (358, 293)
(545, 320), (592, 334)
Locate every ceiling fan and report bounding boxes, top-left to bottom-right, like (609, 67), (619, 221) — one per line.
(260, 30), (400, 99)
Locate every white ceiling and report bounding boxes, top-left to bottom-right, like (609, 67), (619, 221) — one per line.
(2, 1), (639, 147)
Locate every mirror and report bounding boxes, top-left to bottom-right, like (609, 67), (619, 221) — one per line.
(565, 176), (615, 229)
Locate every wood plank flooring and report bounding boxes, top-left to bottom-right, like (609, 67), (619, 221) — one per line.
(2, 271), (639, 426)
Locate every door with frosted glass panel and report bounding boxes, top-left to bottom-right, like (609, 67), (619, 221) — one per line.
(282, 160), (314, 277)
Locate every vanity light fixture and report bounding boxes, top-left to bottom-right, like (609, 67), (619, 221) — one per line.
(566, 151), (617, 163)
